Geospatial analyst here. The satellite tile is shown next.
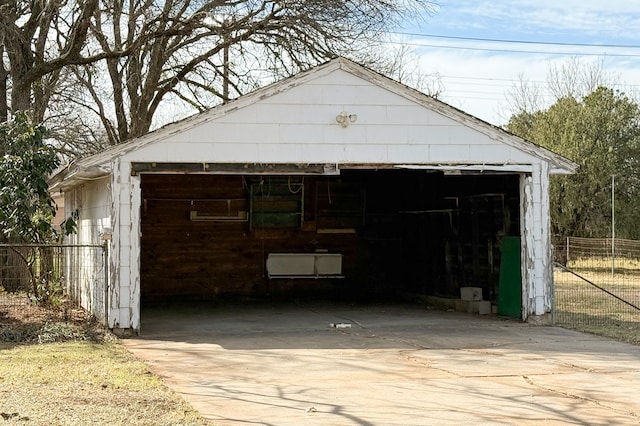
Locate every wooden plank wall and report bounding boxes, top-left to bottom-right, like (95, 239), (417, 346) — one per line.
(140, 174), (361, 302)
(140, 172), (521, 303)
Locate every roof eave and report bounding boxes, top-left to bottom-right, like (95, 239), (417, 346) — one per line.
(49, 164), (112, 192)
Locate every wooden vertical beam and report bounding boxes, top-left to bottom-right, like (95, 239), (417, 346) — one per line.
(129, 175), (142, 333)
(520, 163), (553, 323)
(520, 173), (533, 320)
(109, 158), (121, 329)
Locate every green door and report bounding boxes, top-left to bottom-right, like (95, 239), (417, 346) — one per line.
(498, 236), (522, 318)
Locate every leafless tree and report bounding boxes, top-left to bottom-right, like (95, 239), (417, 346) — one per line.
(505, 57), (620, 117)
(0, 0), (104, 122)
(76, 0), (436, 147)
(1, 0), (437, 156)
(505, 73), (545, 117)
(546, 57), (618, 101)
(368, 44), (444, 98)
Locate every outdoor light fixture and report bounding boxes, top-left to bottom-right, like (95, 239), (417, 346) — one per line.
(336, 111), (358, 127)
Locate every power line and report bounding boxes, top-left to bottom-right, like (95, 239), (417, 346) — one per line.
(381, 40), (640, 58)
(377, 32), (640, 115)
(387, 32), (640, 50)
(382, 30), (640, 57)
(437, 74), (640, 89)
(440, 75), (546, 83)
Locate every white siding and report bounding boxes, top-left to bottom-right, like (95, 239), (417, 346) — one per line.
(520, 163), (553, 322)
(119, 69), (544, 167)
(107, 160), (141, 331)
(64, 177), (111, 323)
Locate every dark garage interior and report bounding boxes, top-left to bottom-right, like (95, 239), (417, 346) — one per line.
(140, 169), (521, 307)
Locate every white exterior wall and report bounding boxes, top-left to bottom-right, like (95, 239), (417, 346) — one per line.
(520, 163), (553, 322)
(63, 177), (111, 323)
(120, 69), (543, 167)
(108, 159), (142, 331)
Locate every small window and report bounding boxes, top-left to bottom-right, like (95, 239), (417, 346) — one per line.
(249, 177), (304, 230)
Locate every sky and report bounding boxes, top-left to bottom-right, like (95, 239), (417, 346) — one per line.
(394, 0), (640, 126)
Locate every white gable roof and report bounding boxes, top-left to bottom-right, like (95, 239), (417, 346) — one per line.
(50, 57), (576, 189)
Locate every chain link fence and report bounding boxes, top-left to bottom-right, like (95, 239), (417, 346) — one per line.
(0, 244), (107, 330)
(553, 236), (640, 344)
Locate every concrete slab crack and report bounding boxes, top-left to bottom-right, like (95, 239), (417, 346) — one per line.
(522, 375), (640, 420)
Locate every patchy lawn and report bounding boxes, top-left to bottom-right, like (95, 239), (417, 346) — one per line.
(0, 293), (213, 425)
(555, 259), (640, 346)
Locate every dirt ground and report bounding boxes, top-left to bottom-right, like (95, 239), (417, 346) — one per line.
(0, 293), (86, 323)
(124, 302), (640, 425)
(0, 292), (104, 343)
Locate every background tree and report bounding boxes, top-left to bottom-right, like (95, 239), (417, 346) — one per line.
(0, 111), (59, 243)
(507, 87), (640, 239)
(503, 58), (619, 127)
(368, 44), (444, 99)
(0, 0), (101, 122)
(0, 112), (62, 300)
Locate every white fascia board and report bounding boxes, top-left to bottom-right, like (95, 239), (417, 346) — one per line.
(549, 167), (577, 175)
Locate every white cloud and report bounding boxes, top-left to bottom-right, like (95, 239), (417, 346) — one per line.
(412, 47), (640, 126)
(432, 0), (640, 40)
(400, 1), (640, 125)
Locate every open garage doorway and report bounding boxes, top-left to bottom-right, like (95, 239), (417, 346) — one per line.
(139, 169), (521, 314)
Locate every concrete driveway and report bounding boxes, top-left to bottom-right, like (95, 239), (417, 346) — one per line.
(123, 303), (640, 425)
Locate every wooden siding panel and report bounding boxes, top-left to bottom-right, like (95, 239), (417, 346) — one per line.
(216, 104), (341, 125)
(387, 145), (430, 162)
(469, 144), (515, 162)
(64, 178), (111, 326)
(410, 125), (452, 145)
(165, 143), (215, 162)
(343, 144), (388, 162)
(279, 124), (326, 143)
(508, 148), (542, 163)
(449, 125), (496, 145)
(430, 144), (471, 162)
(257, 143), (304, 162)
(213, 143), (259, 162)
(322, 125), (368, 143)
(115, 67), (548, 167)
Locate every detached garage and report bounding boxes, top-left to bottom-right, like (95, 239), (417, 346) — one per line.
(49, 58), (576, 333)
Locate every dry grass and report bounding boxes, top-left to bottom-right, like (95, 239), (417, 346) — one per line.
(555, 257), (640, 345)
(0, 293), (214, 426)
(0, 341), (214, 425)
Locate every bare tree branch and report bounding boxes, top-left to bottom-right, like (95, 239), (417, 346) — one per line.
(2, 0), (436, 156)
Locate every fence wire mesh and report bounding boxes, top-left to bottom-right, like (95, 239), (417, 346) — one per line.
(554, 237), (640, 343)
(0, 244), (106, 328)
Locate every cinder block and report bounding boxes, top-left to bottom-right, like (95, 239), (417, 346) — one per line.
(456, 299), (491, 315)
(458, 300), (480, 314)
(460, 287), (483, 301)
(478, 301), (491, 315)
(455, 299), (470, 313)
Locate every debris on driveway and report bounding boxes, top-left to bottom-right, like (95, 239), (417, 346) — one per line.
(329, 322), (352, 329)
